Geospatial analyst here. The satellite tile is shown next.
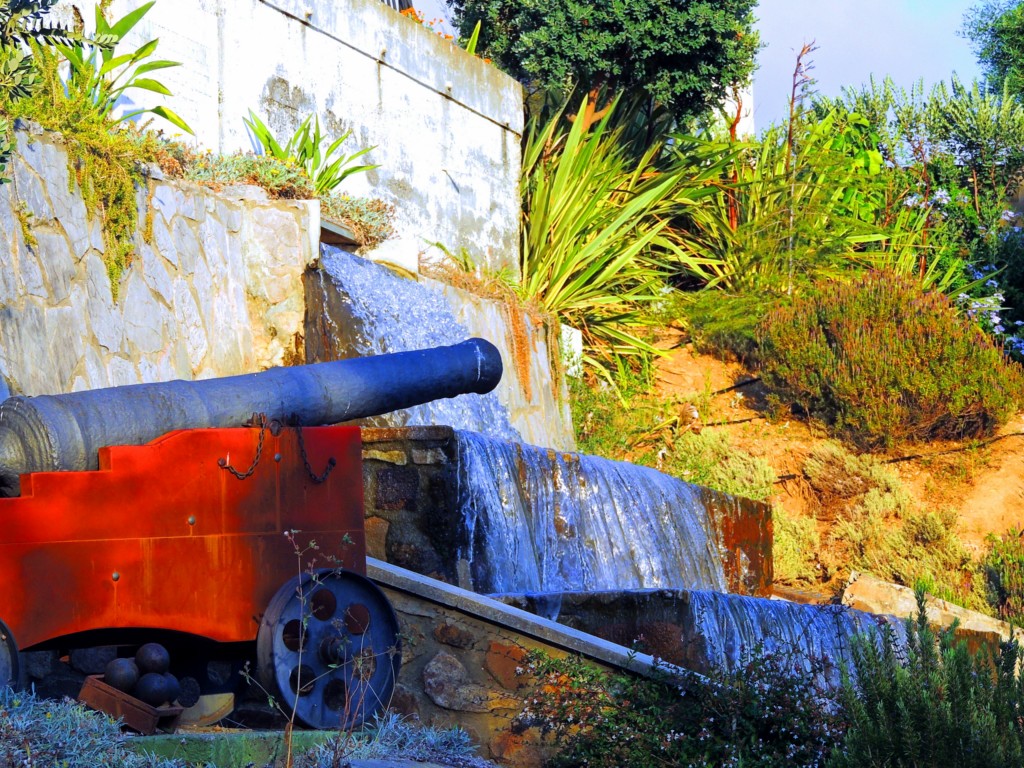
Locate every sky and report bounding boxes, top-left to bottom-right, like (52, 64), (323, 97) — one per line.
(752, 0), (983, 131)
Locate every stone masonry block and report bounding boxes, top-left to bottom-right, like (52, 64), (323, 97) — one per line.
(374, 466), (420, 511)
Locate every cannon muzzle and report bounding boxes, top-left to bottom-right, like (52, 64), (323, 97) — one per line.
(0, 338), (502, 496)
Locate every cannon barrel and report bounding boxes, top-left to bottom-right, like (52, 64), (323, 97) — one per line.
(0, 337), (502, 496)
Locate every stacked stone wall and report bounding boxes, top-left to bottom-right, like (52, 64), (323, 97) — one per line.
(0, 127), (315, 396)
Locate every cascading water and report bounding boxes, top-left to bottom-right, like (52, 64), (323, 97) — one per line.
(316, 245), (901, 684)
(316, 245), (520, 441)
(455, 430), (728, 594)
(681, 590), (902, 687)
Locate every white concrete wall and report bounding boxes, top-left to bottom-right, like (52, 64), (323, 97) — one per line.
(58, 0), (523, 275)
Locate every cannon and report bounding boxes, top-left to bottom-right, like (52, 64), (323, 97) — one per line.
(0, 338), (502, 730)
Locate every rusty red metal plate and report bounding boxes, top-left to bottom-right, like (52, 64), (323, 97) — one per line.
(0, 426), (365, 650)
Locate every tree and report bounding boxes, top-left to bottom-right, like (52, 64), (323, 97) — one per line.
(447, 0), (759, 129)
(961, 0), (1024, 99)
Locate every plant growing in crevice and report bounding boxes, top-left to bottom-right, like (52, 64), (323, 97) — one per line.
(321, 193), (396, 251)
(245, 110), (377, 196)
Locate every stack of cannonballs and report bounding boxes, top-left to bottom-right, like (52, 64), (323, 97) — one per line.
(103, 643), (199, 708)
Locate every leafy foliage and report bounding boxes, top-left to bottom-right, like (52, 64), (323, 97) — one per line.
(448, 0), (759, 127)
(520, 94), (733, 374)
(758, 271), (1024, 450)
(983, 529), (1024, 624)
(672, 107), (962, 298)
(517, 649), (844, 768)
(56, 0), (192, 134)
(1, 43), (173, 290)
(0, 0), (95, 100)
(831, 590), (1024, 767)
(832, 74), (1024, 354)
(962, 0), (1024, 100)
(0, 0), (113, 180)
(245, 110), (377, 195)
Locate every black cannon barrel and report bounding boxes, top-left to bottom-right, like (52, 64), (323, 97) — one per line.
(0, 338), (503, 496)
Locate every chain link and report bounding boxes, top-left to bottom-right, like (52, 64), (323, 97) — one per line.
(296, 423), (337, 484)
(218, 414), (266, 480)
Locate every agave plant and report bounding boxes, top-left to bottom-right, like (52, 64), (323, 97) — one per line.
(56, 1), (191, 134)
(520, 94), (734, 372)
(245, 110), (377, 196)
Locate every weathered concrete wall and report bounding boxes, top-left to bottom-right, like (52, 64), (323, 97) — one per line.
(437, 282), (574, 452)
(59, 0), (524, 276)
(361, 427), (771, 595)
(0, 127), (315, 396)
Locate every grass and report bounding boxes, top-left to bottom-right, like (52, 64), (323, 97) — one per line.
(792, 441), (988, 610)
(773, 506), (821, 584)
(570, 368), (776, 503)
(0, 692), (495, 768)
(0, 690), (183, 767)
(300, 712), (496, 767)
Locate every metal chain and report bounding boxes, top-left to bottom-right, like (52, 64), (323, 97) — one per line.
(218, 414), (267, 480)
(295, 423), (337, 484)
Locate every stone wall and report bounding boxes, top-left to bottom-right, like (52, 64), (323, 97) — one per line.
(1, 129), (565, 451)
(361, 427), (773, 595)
(0, 127), (315, 396)
(59, 0), (524, 276)
(369, 559), (693, 767)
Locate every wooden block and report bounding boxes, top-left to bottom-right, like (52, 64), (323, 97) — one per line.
(78, 675), (184, 735)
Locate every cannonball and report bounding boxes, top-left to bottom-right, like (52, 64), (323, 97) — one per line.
(177, 676), (202, 708)
(135, 672), (170, 706)
(103, 658), (139, 692)
(162, 672), (181, 704)
(135, 643), (170, 675)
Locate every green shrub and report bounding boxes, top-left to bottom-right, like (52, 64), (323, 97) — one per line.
(758, 271), (1024, 450)
(984, 529), (1024, 624)
(662, 429), (776, 502)
(0, 690), (183, 767)
(831, 590), (1024, 767)
(517, 649), (844, 768)
(773, 507), (821, 584)
(180, 150), (315, 198)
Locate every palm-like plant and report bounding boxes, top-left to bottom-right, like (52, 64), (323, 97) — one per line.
(520, 94), (733, 372)
(55, 1), (191, 134)
(670, 109), (962, 296)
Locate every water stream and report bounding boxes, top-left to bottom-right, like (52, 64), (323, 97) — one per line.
(455, 430), (728, 594)
(317, 245), (521, 440)
(681, 590), (901, 686)
(318, 245), (897, 683)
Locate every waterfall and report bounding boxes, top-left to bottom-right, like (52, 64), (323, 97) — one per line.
(317, 245), (521, 441)
(681, 590), (902, 687)
(455, 430), (728, 594)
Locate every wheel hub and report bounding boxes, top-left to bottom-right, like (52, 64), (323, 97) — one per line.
(256, 569), (401, 729)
